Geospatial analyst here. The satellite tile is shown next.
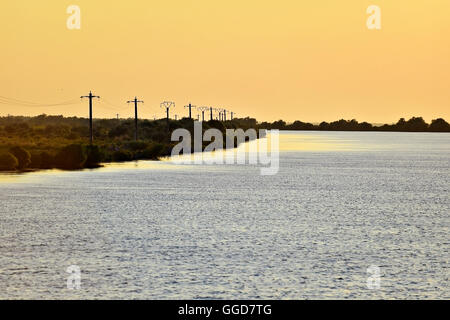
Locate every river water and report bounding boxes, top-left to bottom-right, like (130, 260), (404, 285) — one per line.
(0, 131), (448, 299)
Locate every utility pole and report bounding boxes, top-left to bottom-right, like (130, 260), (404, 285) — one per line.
(184, 103), (195, 119)
(223, 109), (227, 121)
(81, 91), (100, 144)
(160, 101), (175, 127)
(215, 108), (223, 121)
(210, 107), (213, 121)
(197, 106), (209, 122)
(127, 97), (144, 141)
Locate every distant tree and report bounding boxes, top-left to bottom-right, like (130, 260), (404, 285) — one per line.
(404, 117), (428, 131)
(271, 120), (286, 130)
(359, 122), (373, 131)
(329, 119), (350, 130)
(396, 118), (407, 131)
(287, 120), (315, 130)
(0, 152), (19, 171)
(429, 118), (450, 132)
(259, 121), (271, 129)
(319, 122), (329, 130)
(348, 119), (359, 130)
(9, 146), (31, 169)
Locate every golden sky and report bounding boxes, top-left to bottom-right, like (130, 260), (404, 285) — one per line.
(0, 0), (449, 123)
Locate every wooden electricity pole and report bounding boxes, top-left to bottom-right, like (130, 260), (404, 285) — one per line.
(184, 103), (195, 119)
(127, 97), (144, 141)
(81, 91), (100, 144)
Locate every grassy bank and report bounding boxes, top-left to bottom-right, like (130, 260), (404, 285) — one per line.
(0, 115), (258, 172)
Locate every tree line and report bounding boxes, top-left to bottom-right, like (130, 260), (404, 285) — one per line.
(260, 117), (450, 132)
(0, 114), (448, 171)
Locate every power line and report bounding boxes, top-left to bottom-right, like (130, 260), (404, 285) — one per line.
(101, 98), (123, 110)
(0, 95), (79, 107)
(0, 94), (239, 124)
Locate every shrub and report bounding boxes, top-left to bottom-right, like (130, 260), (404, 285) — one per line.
(126, 141), (150, 151)
(108, 125), (131, 138)
(65, 132), (80, 140)
(54, 144), (86, 169)
(84, 145), (103, 168)
(9, 146), (31, 169)
(0, 152), (19, 171)
(39, 151), (54, 169)
(112, 150), (133, 162)
(138, 143), (165, 159)
(150, 131), (168, 142)
(29, 152), (42, 168)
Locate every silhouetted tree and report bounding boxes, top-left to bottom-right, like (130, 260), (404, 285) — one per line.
(359, 122), (373, 130)
(429, 118), (450, 132)
(0, 152), (18, 170)
(405, 117), (428, 131)
(271, 120), (286, 130)
(319, 122), (329, 130)
(9, 146), (31, 169)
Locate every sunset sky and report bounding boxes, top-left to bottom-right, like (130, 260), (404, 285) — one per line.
(0, 0), (449, 123)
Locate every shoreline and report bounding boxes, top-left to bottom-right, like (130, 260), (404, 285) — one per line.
(1, 115), (449, 173)
(0, 135), (260, 174)
(0, 117), (260, 173)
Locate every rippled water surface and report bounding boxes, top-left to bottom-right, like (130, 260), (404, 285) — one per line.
(0, 131), (449, 299)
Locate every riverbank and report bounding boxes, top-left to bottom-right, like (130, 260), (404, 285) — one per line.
(0, 115), (259, 172)
(1, 114), (449, 172)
